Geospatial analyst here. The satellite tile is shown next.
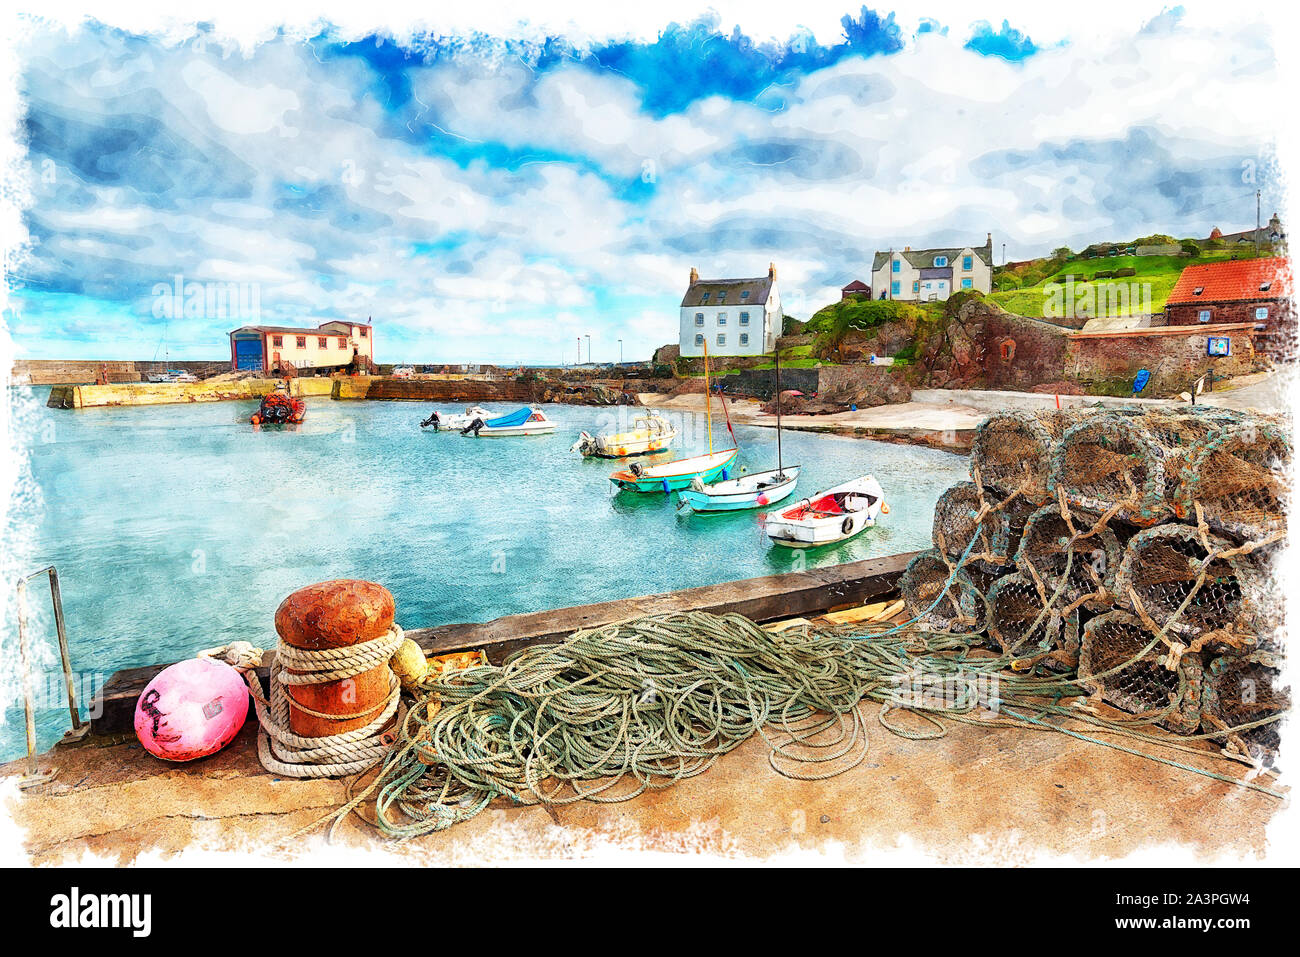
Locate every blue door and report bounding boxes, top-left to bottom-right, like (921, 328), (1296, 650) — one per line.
(234, 337), (263, 371)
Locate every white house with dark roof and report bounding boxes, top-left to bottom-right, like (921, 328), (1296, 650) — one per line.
(679, 263), (781, 357)
(870, 235), (994, 302)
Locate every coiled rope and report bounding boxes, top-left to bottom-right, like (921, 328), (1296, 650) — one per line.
(242, 626), (408, 778)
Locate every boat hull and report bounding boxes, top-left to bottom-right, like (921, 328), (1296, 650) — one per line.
(610, 449), (738, 492)
(764, 475), (886, 548)
(676, 467), (800, 513)
(473, 424), (558, 437)
(765, 514), (875, 547)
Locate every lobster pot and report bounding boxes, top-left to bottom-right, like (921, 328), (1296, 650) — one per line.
(1114, 525), (1272, 657)
(1202, 656), (1289, 762)
(932, 481), (1038, 572)
(1049, 412), (1168, 525)
(899, 549), (989, 635)
(986, 572), (1079, 661)
(1078, 610), (1203, 733)
(1173, 420), (1291, 544)
(970, 410), (1083, 505)
(1014, 504), (1124, 612)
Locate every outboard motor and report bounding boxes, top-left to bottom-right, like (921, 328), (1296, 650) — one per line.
(629, 463), (645, 479)
(461, 417), (486, 437)
(420, 411), (441, 430)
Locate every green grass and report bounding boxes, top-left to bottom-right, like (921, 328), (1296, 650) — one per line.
(988, 250), (1248, 320)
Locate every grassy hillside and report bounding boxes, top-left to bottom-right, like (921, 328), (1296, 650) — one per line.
(989, 249), (1259, 320)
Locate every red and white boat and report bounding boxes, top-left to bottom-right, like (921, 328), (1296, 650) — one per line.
(763, 475), (887, 548)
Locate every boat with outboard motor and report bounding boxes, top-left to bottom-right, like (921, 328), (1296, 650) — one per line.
(762, 475), (887, 548)
(571, 413), (677, 457)
(460, 407), (557, 437)
(250, 387), (306, 426)
(421, 406), (490, 431)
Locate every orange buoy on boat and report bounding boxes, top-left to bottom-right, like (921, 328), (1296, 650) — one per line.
(274, 580), (396, 737)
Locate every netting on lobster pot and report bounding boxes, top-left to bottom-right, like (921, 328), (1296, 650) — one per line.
(1048, 412), (1168, 525)
(970, 410), (1082, 505)
(1114, 525), (1269, 656)
(1202, 656), (1289, 763)
(1078, 610), (1203, 733)
(1173, 420), (1292, 544)
(931, 482), (1036, 571)
(986, 572), (1078, 662)
(899, 549), (989, 635)
(1014, 504), (1124, 611)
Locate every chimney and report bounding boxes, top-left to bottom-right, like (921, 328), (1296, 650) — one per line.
(768, 261), (776, 280)
(987, 232), (992, 248)
(689, 266), (699, 284)
(904, 246), (910, 252)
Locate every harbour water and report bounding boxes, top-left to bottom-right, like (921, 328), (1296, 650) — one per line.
(2, 389), (969, 759)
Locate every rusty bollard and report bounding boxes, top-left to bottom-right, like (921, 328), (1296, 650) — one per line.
(274, 580), (396, 737)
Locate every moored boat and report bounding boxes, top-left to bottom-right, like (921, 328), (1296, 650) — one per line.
(610, 448), (739, 492)
(763, 475), (887, 548)
(571, 414), (677, 457)
(421, 406), (490, 431)
(677, 465), (800, 512)
(461, 407), (557, 437)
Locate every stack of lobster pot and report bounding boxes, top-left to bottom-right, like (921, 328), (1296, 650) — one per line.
(897, 405), (1290, 762)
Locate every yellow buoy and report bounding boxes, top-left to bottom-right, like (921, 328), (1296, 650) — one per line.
(389, 638), (430, 693)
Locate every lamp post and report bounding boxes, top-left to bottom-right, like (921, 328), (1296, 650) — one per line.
(585, 334), (591, 364)
(577, 337), (581, 367)
(618, 339), (623, 363)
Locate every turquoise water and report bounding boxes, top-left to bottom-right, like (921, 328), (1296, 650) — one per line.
(2, 389), (968, 760)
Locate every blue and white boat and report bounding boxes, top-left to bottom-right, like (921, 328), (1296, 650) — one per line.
(676, 348), (799, 513)
(460, 407), (557, 437)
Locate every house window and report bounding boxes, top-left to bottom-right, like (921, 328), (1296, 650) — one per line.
(913, 281), (920, 293)
(740, 333), (749, 346)
(1198, 309), (1212, 323)
(1255, 306), (1269, 320)
(296, 336), (307, 348)
(700, 292), (711, 303)
(318, 337), (328, 348)
(934, 256), (947, 267)
(741, 290), (750, 300)
(961, 278), (973, 289)
(963, 255), (973, 271)
(272, 335), (283, 347)
(739, 311), (750, 325)
(695, 334), (704, 346)
(716, 334), (726, 347)
(892, 259), (900, 273)
(360, 327), (368, 338)
(717, 312), (727, 325)
(891, 281), (900, 295)
(717, 291), (727, 303)
(338, 337), (348, 348)
(695, 313), (704, 326)
(924, 282), (931, 290)
(1193, 286), (1204, 296)
(1260, 282), (1272, 292)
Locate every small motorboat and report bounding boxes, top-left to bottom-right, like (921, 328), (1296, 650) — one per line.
(609, 448), (739, 493)
(251, 388), (306, 426)
(677, 346), (798, 513)
(461, 407), (557, 437)
(571, 414), (677, 457)
(147, 369), (198, 383)
(763, 475), (887, 548)
(677, 466), (800, 513)
(421, 406), (490, 431)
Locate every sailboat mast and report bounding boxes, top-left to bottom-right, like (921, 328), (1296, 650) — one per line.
(703, 339), (713, 454)
(775, 347), (783, 475)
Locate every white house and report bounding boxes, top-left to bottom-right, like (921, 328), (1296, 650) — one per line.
(679, 263), (781, 357)
(870, 235), (994, 302)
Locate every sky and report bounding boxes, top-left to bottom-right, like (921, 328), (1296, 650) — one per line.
(0, 4), (1288, 364)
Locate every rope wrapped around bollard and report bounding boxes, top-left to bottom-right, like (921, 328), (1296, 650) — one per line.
(243, 626), (406, 778)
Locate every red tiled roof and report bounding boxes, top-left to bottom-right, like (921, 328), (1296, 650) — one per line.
(841, 279), (870, 291)
(1166, 257), (1293, 305)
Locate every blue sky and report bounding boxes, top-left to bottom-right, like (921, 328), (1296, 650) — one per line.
(3, 6), (1284, 363)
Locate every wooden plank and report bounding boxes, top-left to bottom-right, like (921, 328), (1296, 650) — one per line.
(88, 551), (919, 736)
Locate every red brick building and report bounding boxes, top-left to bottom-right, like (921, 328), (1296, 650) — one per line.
(1164, 257), (1293, 355)
(841, 279), (871, 300)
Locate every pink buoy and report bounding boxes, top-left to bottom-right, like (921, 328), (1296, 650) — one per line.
(134, 658), (250, 761)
